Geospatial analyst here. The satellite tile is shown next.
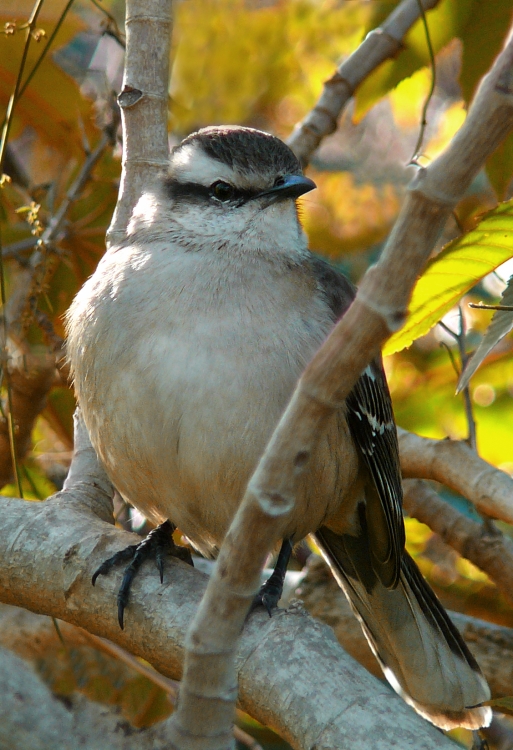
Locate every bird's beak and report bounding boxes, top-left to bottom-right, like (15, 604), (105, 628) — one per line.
(258, 174), (317, 203)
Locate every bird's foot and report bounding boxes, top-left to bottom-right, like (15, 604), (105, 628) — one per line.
(92, 520), (193, 629)
(250, 539), (293, 617)
(251, 571), (285, 617)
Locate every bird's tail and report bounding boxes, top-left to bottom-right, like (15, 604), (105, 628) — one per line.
(313, 525), (491, 730)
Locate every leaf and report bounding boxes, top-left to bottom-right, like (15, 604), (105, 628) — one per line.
(0, 0), (94, 156)
(384, 200), (513, 356)
(458, 276), (513, 392)
(483, 696), (513, 716)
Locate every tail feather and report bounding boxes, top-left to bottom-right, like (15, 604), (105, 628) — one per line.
(313, 525), (491, 730)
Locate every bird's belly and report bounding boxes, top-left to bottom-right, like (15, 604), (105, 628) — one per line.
(71, 248), (360, 556)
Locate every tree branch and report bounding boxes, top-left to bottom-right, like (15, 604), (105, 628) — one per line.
(169, 30), (513, 749)
(105, 0), (172, 246)
(398, 429), (513, 524)
(0, 493), (455, 750)
(402, 479), (513, 606)
(286, 0), (441, 165)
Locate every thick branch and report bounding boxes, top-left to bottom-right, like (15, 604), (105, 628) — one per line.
(399, 429), (513, 524)
(0, 644), (169, 750)
(106, 0), (172, 245)
(287, 0), (441, 165)
(0, 495), (454, 750)
(170, 27), (513, 750)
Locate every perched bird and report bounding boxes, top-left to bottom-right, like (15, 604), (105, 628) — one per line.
(66, 125), (491, 730)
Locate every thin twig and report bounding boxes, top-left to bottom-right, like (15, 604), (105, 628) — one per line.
(0, 0), (45, 171)
(438, 314), (477, 450)
(18, 0), (76, 100)
(457, 306), (477, 451)
(409, 0), (437, 164)
(0, 0), (46, 494)
(7, 128), (114, 343)
(469, 303), (513, 312)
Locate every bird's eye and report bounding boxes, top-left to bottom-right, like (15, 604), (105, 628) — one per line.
(211, 181), (235, 202)
(273, 176), (285, 188)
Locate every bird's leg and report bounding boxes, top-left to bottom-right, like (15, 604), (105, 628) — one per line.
(92, 520), (193, 629)
(252, 538), (293, 616)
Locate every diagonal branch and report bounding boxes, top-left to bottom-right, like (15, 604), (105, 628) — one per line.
(168, 29), (513, 750)
(402, 478), (513, 606)
(286, 0), (441, 165)
(398, 429), (513, 524)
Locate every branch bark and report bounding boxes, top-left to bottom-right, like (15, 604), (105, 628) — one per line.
(169, 31), (513, 749)
(0, 493), (455, 750)
(105, 0), (172, 246)
(402, 479), (513, 607)
(286, 0), (441, 165)
(398, 429), (513, 524)
(0, 644), (167, 750)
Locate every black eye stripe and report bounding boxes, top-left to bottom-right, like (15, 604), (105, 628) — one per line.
(164, 178), (260, 206)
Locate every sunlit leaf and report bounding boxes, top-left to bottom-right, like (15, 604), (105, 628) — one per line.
(355, 0), (512, 122)
(0, 0), (94, 156)
(389, 67), (432, 130)
(423, 101), (466, 162)
(384, 200), (513, 355)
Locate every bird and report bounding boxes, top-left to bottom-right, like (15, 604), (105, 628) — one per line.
(66, 125), (491, 731)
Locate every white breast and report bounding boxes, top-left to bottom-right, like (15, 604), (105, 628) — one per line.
(67, 237), (351, 555)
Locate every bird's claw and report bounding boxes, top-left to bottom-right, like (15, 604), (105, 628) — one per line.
(92, 520), (193, 629)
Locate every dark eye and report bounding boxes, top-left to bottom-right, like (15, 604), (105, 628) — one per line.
(211, 181), (235, 202)
(273, 176), (285, 188)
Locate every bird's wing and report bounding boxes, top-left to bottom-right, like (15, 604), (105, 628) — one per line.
(310, 255), (404, 588)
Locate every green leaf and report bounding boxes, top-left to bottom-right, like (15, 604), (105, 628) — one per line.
(384, 200), (513, 356)
(355, 0), (513, 121)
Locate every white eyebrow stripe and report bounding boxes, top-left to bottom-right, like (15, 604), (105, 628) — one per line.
(171, 144), (236, 187)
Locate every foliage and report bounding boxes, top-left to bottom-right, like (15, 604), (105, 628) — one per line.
(384, 200), (513, 356)
(2, 0), (513, 747)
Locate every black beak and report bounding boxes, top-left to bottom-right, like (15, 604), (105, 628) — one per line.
(258, 174), (316, 203)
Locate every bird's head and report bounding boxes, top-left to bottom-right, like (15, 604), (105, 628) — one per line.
(129, 126), (316, 258)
